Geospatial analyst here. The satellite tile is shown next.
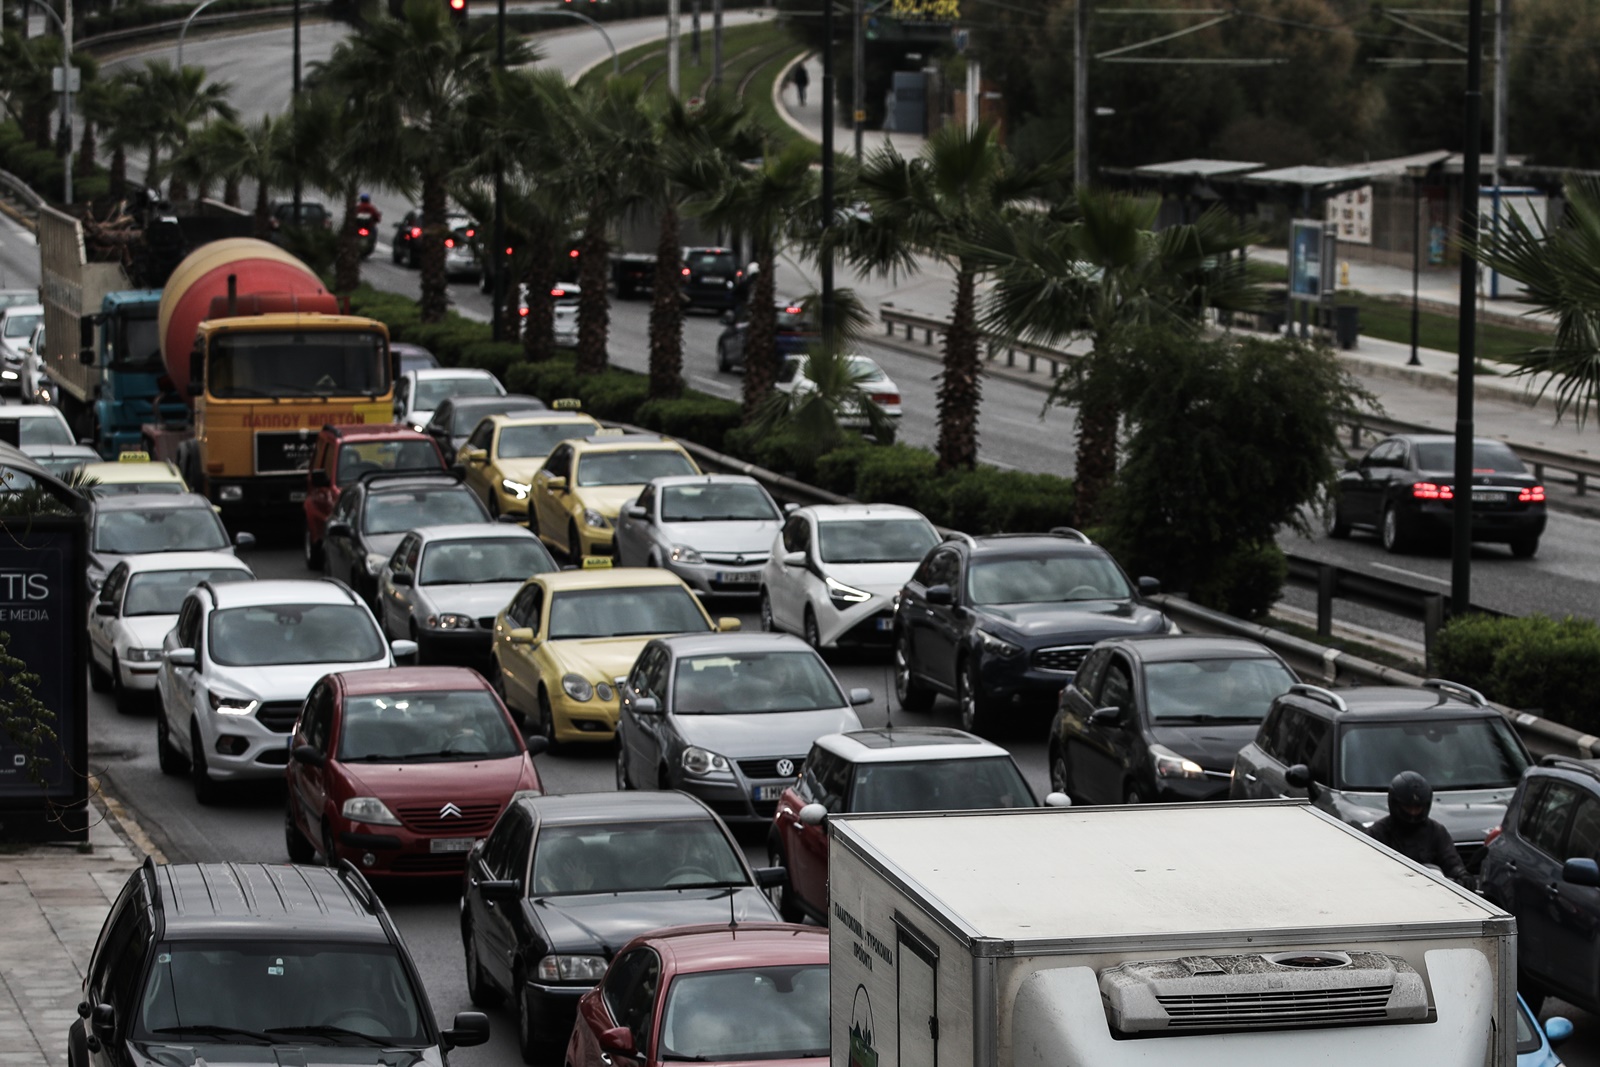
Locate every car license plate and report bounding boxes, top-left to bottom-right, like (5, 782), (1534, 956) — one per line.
(701, 275), (724, 284)
(1472, 490), (1506, 502)
(430, 837), (477, 853)
(289, 491), (307, 503)
(716, 571), (759, 584)
(754, 785), (786, 802)
(875, 617), (893, 632)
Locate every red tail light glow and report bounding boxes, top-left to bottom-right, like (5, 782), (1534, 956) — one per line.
(357, 227), (369, 236)
(519, 307), (529, 317)
(1411, 482), (1454, 500)
(466, 228), (475, 237)
(550, 288), (565, 297)
(681, 267), (691, 276)
(569, 249), (580, 258)
(505, 246), (514, 255)
(410, 226), (422, 238)
(870, 392), (900, 405)
(784, 306), (803, 314)
(1519, 485), (1546, 502)
(445, 238), (455, 248)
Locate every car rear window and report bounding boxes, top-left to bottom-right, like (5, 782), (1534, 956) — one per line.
(849, 756), (1034, 813)
(363, 487), (486, 534)
(1337, 717), (1529, 791)
(1412, 441), (1526, 474)
(686, 251), (736, 274)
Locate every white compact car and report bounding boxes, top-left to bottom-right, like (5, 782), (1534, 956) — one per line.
(775, 352), (903, 427)
(0, 302), (43, 391)
(394, 368), (505, 432)
(88, 552), (255, 712)
(553, 301), (579, 347)
(2, 401), (76, 449)
(155, 578), (415, 804)
(759, 503), (940, 650)
(614, 474), (786, 596)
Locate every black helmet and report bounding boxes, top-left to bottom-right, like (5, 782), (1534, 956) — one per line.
(1388, 771), (1433, 825)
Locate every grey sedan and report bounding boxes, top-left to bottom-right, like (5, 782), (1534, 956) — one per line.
(613, 474), (786, 597)
(615, 631), (870, 824)
(375, 523), (557, 666)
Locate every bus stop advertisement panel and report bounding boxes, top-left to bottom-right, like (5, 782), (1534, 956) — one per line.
(0, 516), (89, 842)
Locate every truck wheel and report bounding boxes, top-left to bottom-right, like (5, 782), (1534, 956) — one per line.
(303, 529), (323, 570)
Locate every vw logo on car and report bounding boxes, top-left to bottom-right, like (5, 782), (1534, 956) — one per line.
(776, 759), (795, 778)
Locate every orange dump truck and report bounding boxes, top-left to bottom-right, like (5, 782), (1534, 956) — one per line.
(151, 238), (395, 526)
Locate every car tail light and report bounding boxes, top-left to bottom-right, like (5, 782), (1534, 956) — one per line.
(1519, 485), (1545, 502)
(410, 226), (422, 238)
(870, 392), (899, 405)
(784, 306), (803, 314)
(569, 249), (580, 258)
(358, 226), (369, 236)
(445, 237), (455, 248)
(466, 228), (476, 237)
(551, 288), (565, 297)
(1484, 825), (1503, 846)
(1411, 482), (1454, 500)
(681, 267), (692, 276)
(519, 306), (530, 317)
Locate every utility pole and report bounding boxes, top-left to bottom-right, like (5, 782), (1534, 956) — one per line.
(712, 0), (723, 90)
(62, 0), (73, 205)
(492, 0), (508, 341)
(691, 0), (701, 66)
(1492, 0), (1508, 185)
(1452, 0), (1485, 616)
(1074, 0), (1090, 187)
(852, 0), (864, 160)
(820, 0), (836, 345)
(667, 0), (681, 96)
(291, 0), (302, 219)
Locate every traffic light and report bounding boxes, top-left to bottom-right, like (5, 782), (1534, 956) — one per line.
(447, 0), (467, 28)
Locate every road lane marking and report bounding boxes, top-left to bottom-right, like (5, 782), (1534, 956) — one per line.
(1371, 562), (1451, 586)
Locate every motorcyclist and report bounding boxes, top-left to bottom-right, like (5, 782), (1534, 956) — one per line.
(354, 193), (382, 226)
(1367, 771), (1471, 886)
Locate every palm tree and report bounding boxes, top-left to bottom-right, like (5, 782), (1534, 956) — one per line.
(972, 189), (1260, 522)
(836, 122), (1060, 472)
(689, 139), (818, 419)
(125, 61), (235, 194)
(0, 32), (58, 149)
(77, 71), (141, 195)
(236, 114), (289, 238)
(1471, 175), (1600, 424)
(164, 119), (241, 203)
(315, 0), (526, 322)
(281, 89), (391, 292)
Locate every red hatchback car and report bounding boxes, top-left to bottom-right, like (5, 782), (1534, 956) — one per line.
(285, 666), (547, 876)
(566, 924), (829, 1067)
(302, 423), (446, 570)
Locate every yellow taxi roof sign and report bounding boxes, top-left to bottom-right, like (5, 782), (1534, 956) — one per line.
(581, 556), (613, 570)
(591, 427), (627, 437)
(118, 450), (151, 462)
(551, 397), (583, 410)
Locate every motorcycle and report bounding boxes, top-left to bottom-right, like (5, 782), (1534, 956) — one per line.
(356, 223), (377, 259)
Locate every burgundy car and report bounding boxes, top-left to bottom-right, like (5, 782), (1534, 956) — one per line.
(285, 666), (546, 876)
(302, 423), (446, 570)
(566, 923), (829, 1067)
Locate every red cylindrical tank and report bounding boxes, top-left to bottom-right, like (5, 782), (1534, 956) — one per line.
(157, 238), (333, 401)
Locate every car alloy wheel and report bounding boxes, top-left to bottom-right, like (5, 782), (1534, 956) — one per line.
(285, 807), (315, 863)
(759, 590), (775, 632)
(893, 637), (934, 712)
(1125, 782), (1148, 805)
(537, 687), (559, 749)
(803, 608), (822, 649)
(615, 744), (632, 790)
(156, 702), (188, 776)
(514, 967), (541, 1065)
(958, 659), (992, 738)
(1049, 749), (1075, 802)
(464, 925), (501, 1007)
(1380, 504), (1409, 553)
(190, 723), (221, 806)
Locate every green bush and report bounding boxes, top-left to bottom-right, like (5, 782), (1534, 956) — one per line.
(811, 438), (874, 496)
(458, 341), (524, 380)
(1434, 614), (1600, 730)
(1430, 614), (1503, 695)
(851, 445), (940, 515)
(941, 468), (1075, 534)
(504, 357), (585, 403)
(1186, 540), (1288, 621)
(402, 320), (491, 367)
(580, 373), (652, 422)
(634, 395), (743, 454)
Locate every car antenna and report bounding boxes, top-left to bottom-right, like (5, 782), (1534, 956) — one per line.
(727, 884), (738, 932)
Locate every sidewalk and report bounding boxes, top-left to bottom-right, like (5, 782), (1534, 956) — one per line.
(775, 58), (927, 159)
(0, 790), (150, 1066)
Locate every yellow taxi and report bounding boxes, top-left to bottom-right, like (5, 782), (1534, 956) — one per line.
(529, 431), (700, 559)
(491, 566), (739, 745)
(77, 455), (191, 499)
(457, 409), (602, 519)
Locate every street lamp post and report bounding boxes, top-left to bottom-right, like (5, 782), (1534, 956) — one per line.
(291, 0), (302, 220)
(492, 0), (508, 342)
(819, 0), (836, 345)
(1452, 0), (1486, 615)
(1408, 170), (1422, 367)
(27, 0), (73, 204)
(176, 0), (225, 67)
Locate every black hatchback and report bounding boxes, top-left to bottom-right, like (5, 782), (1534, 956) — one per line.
(1047, 635), (1297, 805)
(1330, 434), (1546, 557)
(681, 247), (742, 311)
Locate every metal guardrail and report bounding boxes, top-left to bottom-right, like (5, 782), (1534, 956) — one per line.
(881, 303), (1074, 378)
(76, 1), (331, 51)
(0, 166), (46, 214)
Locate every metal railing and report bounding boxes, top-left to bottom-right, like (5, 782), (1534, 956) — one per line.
(881, 303), (1074, 378)
(0, 167), (46, 214)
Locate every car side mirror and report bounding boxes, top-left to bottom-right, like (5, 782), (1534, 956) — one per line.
(782, 550), (806, 567)
(717, 617), (742, 632)
(925, 584), (954, 607)
(1088, 705), (1123, 727)
(599, 1027), (636, 1055)
(753, 866), (787, 889)
(233, 531), (256, 548)
(1137, 576), (1161, 597)
(325, 520), (352, 539)
(523, 735), (550, 756)
(1545, 1017), (1575, 1046)
(1344, 457), (1360, 472)
(390, 638), (419, 661)
(1563, 857), (1600, 888)
(390, 572), (413, 586)
(441, 1011), (490, 1050)
(95, 601), (116, 617)
(798, 803), (828, 827)
(310, 468), (331, 488)
(164, 647), (196, 667)
(464, 447), (488, 465)
(91, 1003), (116, 1042)
(476, 878), (522, 901)
(782, 502), (798, 513)
(544, 475), (567, 492)
(1044, 792), (1072, 807)
(508, 627), (537, 646)
(848, 687), (873, 706)
(631, 695), (661, 716)
(1284, 762), (1320, 800)
(291, 744), (325, 767)
(625, 505), (647, 520)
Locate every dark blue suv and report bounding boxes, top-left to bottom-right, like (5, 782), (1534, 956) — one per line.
(1480, 755), (1600, 1014)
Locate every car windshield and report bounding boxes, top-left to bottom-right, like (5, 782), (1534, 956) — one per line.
(451, 400), (541, 433)
(497, 422), (596, 459)
(413, 375), (502, 410)
(337, 689), (519, 762)
(659, 965), (830, 1062)
(363, 488), (485, 534)
(673, 651), (844, 713)
(14, 415), (73, 446)
(336, 441), (441, 486)
(686, 251), (737, 274)
(137, 941), (427, 1047)
(0, 293), (35, 310)
(123, 568), (252, 616)
(968, 554), (1132, 604)
(1142, 658), (1297, 722)
(208, 604), (386, 666)
(576, 449), (697, 487)
(94, 508), (228, 554)
(849, 756), (1035, 813)
(530, 821), (747, 895)
(661, 483), (777, 522)
(207, 330), (389, 399)
(3, 313), (41, 338)
(88, 481), (185, 498)
(419, 538), (553, 584)
(1337, 717), (1530, 791)
(547, 586), (710, 640)
(1413, 440), (1526, 474)
(816, 518), (938, 564)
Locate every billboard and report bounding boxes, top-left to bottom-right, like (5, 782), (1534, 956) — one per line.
(1326, 186), (1373, 245)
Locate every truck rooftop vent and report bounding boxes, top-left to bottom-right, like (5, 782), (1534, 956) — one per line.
(1100, 951), (1428, 1034)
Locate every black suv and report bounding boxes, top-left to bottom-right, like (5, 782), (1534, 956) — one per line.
(716, 302), (818, 373)
(893, 530), (1167, 736)
(1480, 755), (1600, 1014)
(69, 858), (488, 1067)
(1048, 635), (1297, 805)
(1330, 433), (1547, 557)
(322, 469), (490, 608)
(681, 246), (742, 311)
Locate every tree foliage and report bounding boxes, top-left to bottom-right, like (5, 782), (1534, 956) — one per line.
(0, 630), (57, 793)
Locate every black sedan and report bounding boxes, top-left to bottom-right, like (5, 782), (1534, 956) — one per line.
(715, 301), (818, 373)
(681, 246), (742, 312)
(1330, 434), (1547, 557)
(460, 791), (783, 1063)
(424, 393), (548, 458)
(321, 470), (491, 608)
(1047, 635), (1297, 805)
(894, 531), (1169, 737)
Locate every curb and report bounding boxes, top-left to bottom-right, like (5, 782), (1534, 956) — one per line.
(1338, 349), (1558, 414)
(88, 774), (168, 864)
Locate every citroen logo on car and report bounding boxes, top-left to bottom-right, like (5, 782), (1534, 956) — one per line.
(775, 759), (795, 778)
(439, 802), (463, 819)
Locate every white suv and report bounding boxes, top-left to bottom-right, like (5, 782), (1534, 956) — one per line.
(155, 578), (416, 804)
(759, 504), (940, 649)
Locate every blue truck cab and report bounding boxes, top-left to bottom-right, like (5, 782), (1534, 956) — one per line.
(91, 290), (188, 458)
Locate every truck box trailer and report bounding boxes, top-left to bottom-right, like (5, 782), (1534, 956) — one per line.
(827, 801), (1514, 1067)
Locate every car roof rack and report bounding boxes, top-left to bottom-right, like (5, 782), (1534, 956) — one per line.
(1288, 683), (1348, 713)
(357, 466), (463, 486)
(335, 859), (382, 914)
(1050, 526), (1093, 544)
(1421, 678), (1489, 707)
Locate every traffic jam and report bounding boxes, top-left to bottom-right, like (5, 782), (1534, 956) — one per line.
(6, 233), (1578, 1067)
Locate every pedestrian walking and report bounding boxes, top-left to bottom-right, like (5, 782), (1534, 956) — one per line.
(792, 62), (810, 106)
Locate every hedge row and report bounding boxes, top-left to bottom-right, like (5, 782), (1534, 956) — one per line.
(0, 120), (110, 207)
(1434, 614), (1600, 732)
(347, 286), (1076, 533)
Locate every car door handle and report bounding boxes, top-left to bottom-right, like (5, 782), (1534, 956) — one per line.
(1242, 773), (1257, 783)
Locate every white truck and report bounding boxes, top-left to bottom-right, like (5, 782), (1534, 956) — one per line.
(827, 801), (1515, 1067)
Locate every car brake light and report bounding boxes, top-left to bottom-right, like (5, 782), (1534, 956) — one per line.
(357, 227), (369, 236)
(410, 226), (422, 238)
(1411, 482), (1454, 500)
(445, 238), (455, 248)
(569, 249), (580, 258)
(519, 306), (529, 316)
(870, 392), (900, 405)
(1484, 825), (1502, 846)
(466, 228), (475, 237)
(784, 306), (803, 314)
(551, 288), (565, 297)
(1519, 485), (1545, 502)
(681, 267), (691, 276)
